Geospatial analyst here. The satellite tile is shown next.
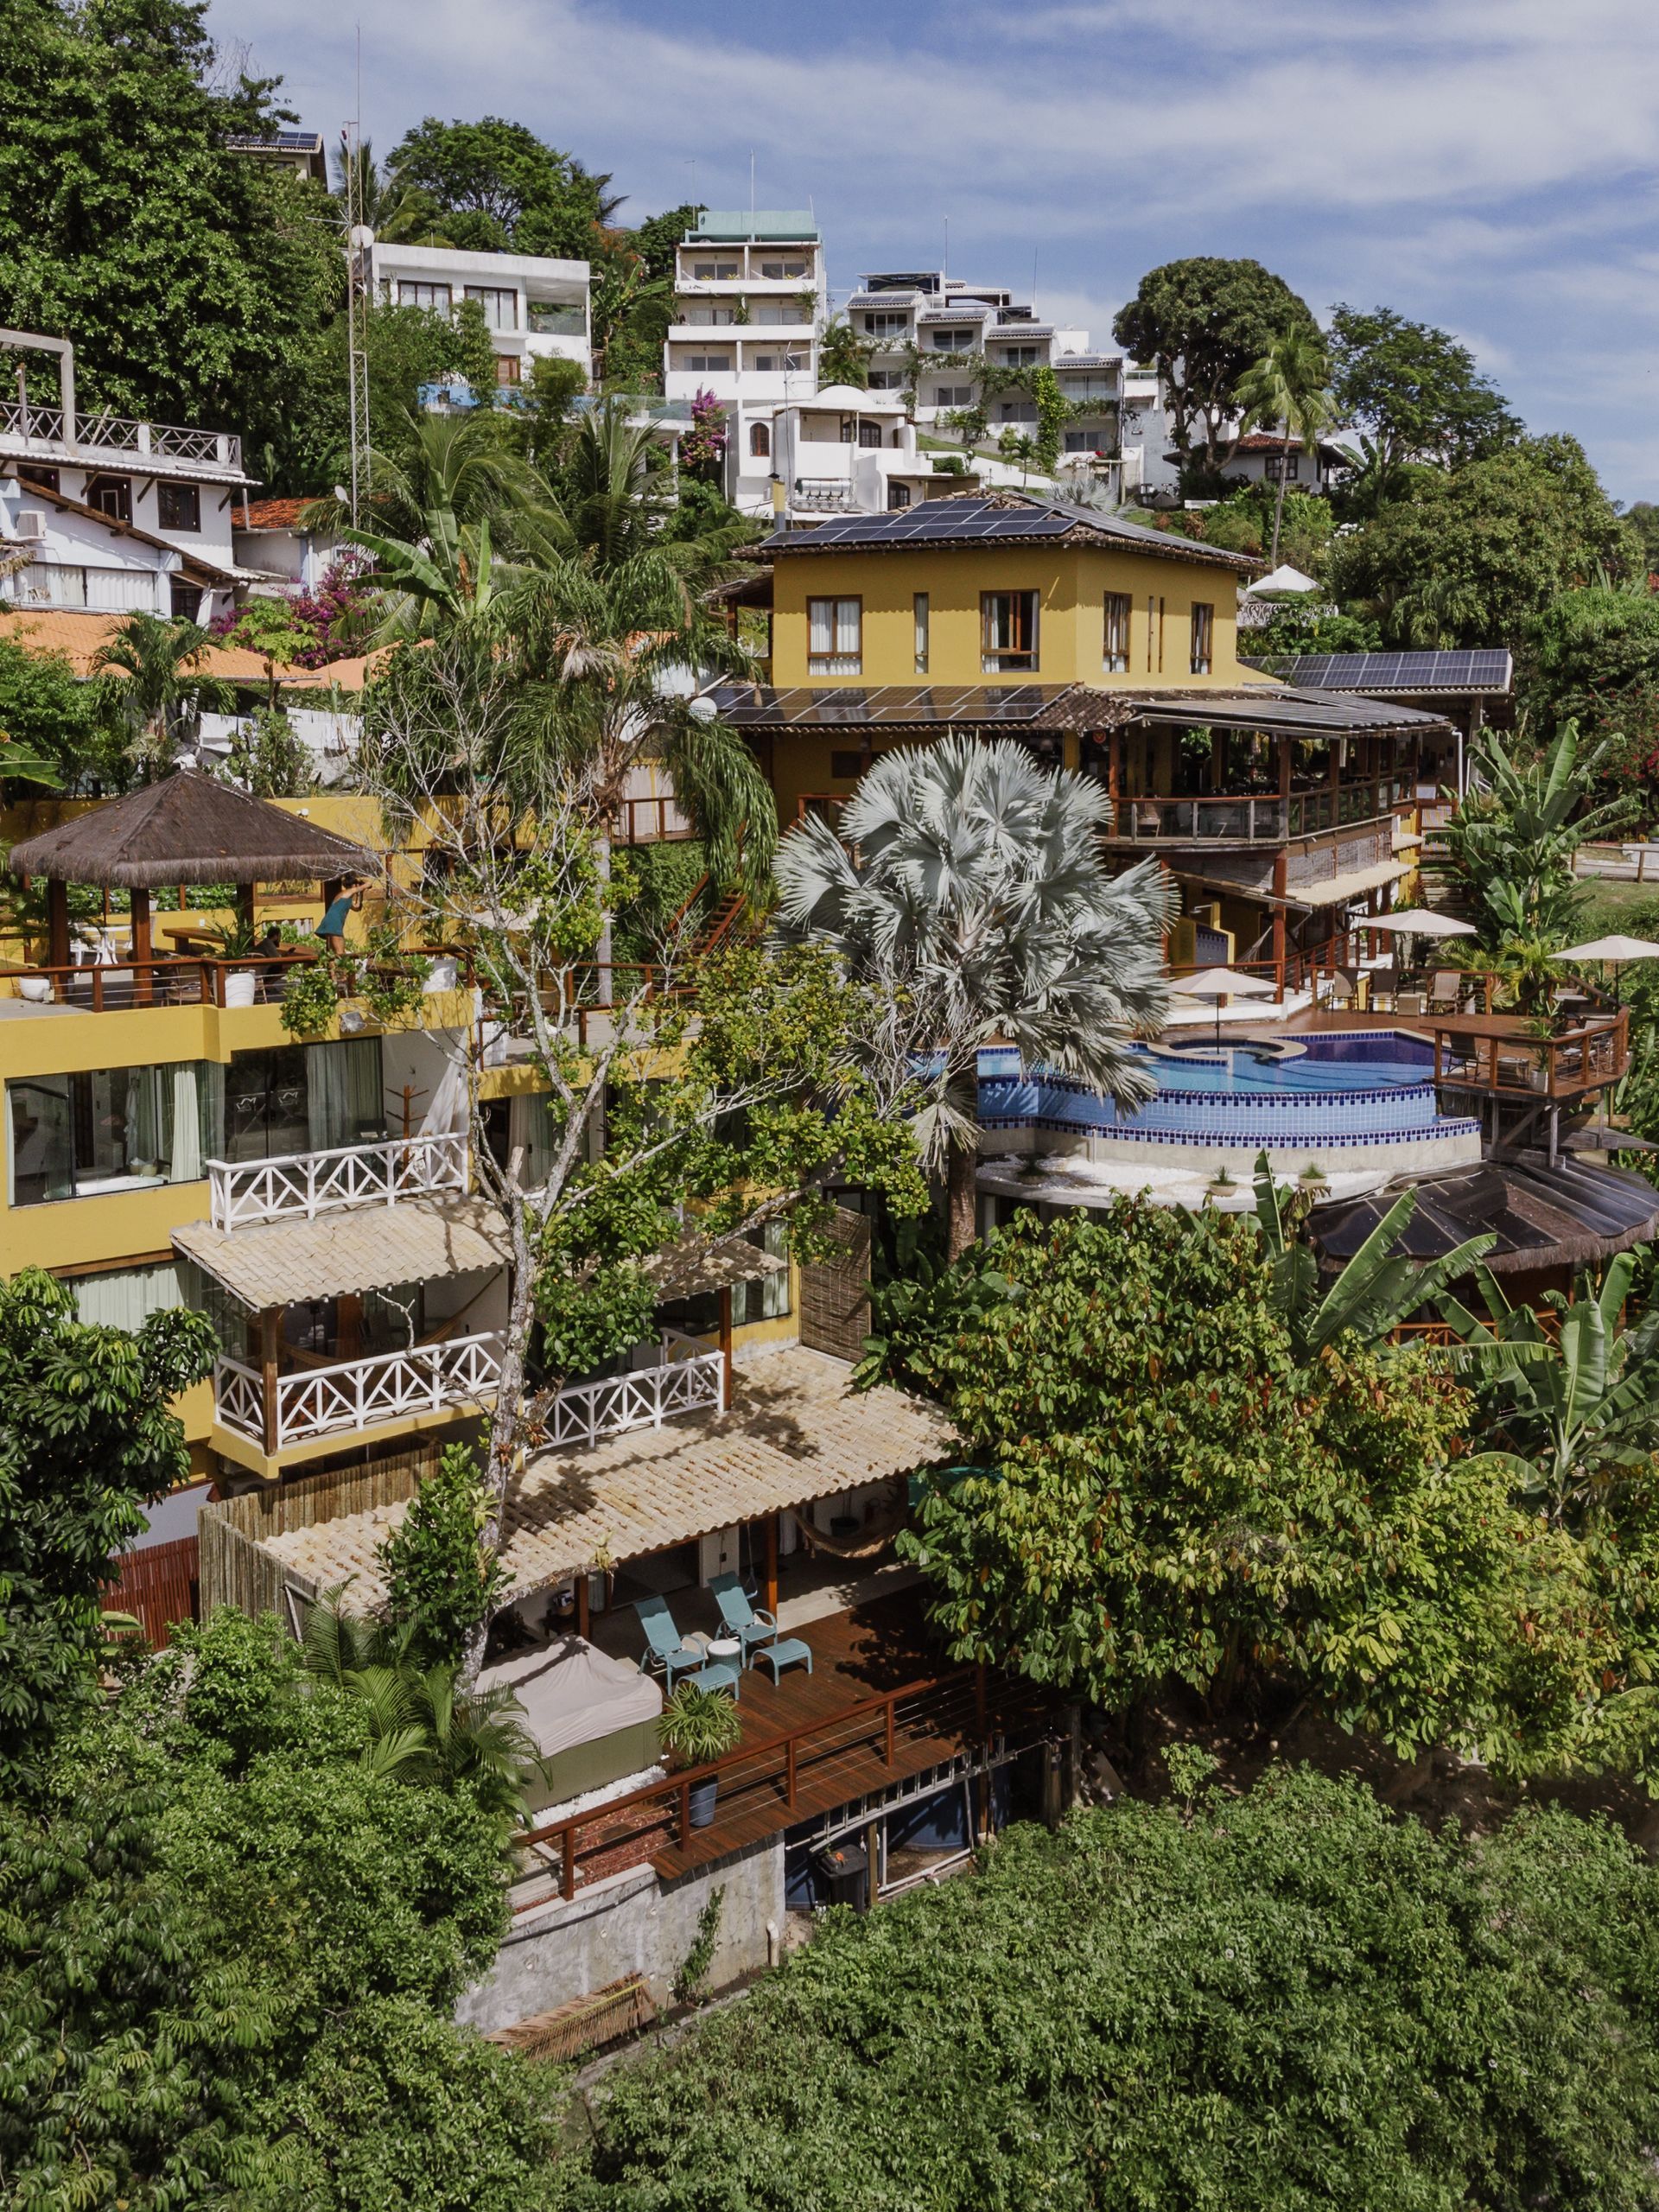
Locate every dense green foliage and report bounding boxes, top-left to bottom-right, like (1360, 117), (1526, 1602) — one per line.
(1329, 302), (1520, 498)
(386, 115), (611, 259)
(378, 1444), (509, 1667)
(1524, 583), (1659, 790)
(1112, 257), (1322, 485)
(1, 0), (340, 452)
(1327, 435), (1637, 648)
(884, 1208), (1609, 1774)
(0, 635), (118, 791)
(0, 1607), (551, 2209)
(0, 1268), (216, 1793)
(568, 1771), (1659, 2211)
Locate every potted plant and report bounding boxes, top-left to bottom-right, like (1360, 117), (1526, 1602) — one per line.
(658, 1681), (743, 1827)
(1299, 1160), (1331, 1197)
(1205, 1163), (1236, 1202)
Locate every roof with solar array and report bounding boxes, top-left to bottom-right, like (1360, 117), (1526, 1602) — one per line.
(759, 495), (1256, 572)
(1241, 650), (1513, 694)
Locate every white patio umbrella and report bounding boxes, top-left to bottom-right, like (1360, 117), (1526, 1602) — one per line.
(1170, 965), (1281, 1044)
(1551, 934), (1659, 1006)
(1367, 910), (1479, 938)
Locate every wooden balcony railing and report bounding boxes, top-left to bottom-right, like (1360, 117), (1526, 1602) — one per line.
(1110, 779), (1414, 842)
(207, 1131), (467, 1231)
(616, 795), (695, 845)
(1429, 1009), (1629, 1102)
(512, 1666), (1042, 1909)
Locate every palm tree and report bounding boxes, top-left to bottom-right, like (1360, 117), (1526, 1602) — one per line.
(1250, 1153), (1494, 1358)
(1234, 321), (1334, 568)
(329, 138), (449, 245)
(91, 613), (232, 781)
(773, 734), (1175, 1257)
(300, 1594), (543, 1821)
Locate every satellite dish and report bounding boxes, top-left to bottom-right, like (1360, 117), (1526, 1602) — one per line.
(349, 225), (376, 251)
(687, 695), (718, 724)
(332, 485), (348, 503)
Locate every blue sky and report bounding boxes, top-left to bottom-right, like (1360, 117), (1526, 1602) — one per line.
(215, 0), (1659, 499)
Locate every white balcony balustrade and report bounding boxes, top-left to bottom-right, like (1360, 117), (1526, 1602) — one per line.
(533, 1329), (725, 1450)
(216, 1330), (506, 1450)
(207, 1131), (467, 1230)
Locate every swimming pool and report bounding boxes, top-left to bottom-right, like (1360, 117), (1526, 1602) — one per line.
(977, 1032), (1478, 1154)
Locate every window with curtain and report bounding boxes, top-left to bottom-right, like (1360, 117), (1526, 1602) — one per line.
(808, 596), (861, 675)
(1103, 591), (1131, 673)
(8, 1063), (213, 1205)
(734, 1223), (791, 1325)
(305, 1037), (385, 1154)
(1190, 602), (1214, 677)
(981, 589), (1039, 673)
(913, 593), (930, 675)
(73, 1262), (187, 1332)
(509, 1090), (558, 1187)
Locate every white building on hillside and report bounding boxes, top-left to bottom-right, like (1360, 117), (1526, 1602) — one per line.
(0, 329), (251, 620)
(366, 240), (592, 394)
(661, 212), (828, 515)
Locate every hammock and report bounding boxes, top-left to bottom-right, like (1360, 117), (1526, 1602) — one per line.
(791, 1483), (907, 1560)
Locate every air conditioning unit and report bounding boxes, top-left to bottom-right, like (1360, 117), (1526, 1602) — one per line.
(15, 510), (47, 541)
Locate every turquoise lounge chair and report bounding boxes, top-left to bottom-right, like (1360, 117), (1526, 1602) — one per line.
(752, 1634), (813, 1683)
(633, 1593), (704, 1690)
(709, 1572), (780, 1664)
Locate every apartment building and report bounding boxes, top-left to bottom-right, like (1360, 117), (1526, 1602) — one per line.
(845, 271), (1118, 457)
(661, 211), (828, 514)
(0, 331), (250, 621)
(366, 239), (592, 393)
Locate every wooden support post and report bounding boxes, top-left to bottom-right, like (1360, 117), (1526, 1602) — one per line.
(336, 1292), (363, 1361)
(563, 1825), (576, 1902)
(575, 1569), (591, 1641)
(130, 886), (152, 1006)
(763, 1514), (779, 1620)
(46, 877), (69, 971)
(1271, 850), (1288, 1001)
(865, 1818), (882, 1906)
(236, 881), (256, 938)
(717, 1284), (734, 1412)
(259, 1306), (280, 1459)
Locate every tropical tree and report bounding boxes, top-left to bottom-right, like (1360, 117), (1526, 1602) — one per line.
(298, 1594), (543, 1820)
(1329, 303), (1520, 499)
(1112, 257), (1322, 486)
(817, 316), (874, 391)
(772, 735), (1174, 1256)
(1233, 319), (1334, 567)
(1250, 1152), (1494, 1357)
(91, 611), (234, 779)
(1441, 1250), (1659, 1526)
(1430, 720), (1634, 976)
(330, 135), (450, 245)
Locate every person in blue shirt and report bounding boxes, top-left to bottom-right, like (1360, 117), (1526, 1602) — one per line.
(315, 880), (364, 953)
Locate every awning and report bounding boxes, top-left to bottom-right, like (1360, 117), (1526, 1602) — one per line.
(1284, 857), (1412, 910)
(253, 1344), (957, 1605)
(1118, 686), (1452, 736)
(173, 1195), (510, 1310)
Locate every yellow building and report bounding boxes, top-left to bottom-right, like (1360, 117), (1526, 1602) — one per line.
(714, 493), (1449, 977)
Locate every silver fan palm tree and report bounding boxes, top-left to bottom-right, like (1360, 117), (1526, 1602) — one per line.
(773, 734), (1175, 1256)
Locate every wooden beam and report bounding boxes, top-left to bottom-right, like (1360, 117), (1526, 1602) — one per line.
(130, 886), (152, 1007)
(46, 877), (69, 970)
(718, 1284), (734, 1411)
(763, 1513), (779, 1619)
(576, 1568), (591, 1641)
(259, 1306), (280, 1458)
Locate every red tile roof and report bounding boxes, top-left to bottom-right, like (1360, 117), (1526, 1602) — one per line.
(237, 499), (317, 531)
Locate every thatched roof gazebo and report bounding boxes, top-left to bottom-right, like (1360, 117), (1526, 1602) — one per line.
(9, 771), (378, 976)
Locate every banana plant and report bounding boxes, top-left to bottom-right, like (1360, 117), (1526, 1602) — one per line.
(1251, 1153), (1495, 1359)
(1439, 1250), (1659, 1524)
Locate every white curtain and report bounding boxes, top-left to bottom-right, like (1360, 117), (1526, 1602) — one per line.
(75, 1262), (185, 1332)
(809, 597), (834, 659)
(420, 1046), (470, 1136)
(124, 1068), (166, 1173)
(198, 1061), (225, 1164)
(305, 1042), (351, 1152)
(346, 1039), (383, 1140)
(509, 1090), (557, 1186)
(169, 1063), (202, 1182)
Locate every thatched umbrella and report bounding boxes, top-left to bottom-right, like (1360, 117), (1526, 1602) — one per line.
(8, 770), (377, 976)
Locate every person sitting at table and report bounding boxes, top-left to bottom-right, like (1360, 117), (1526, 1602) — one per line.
(315, 880), (364, 954)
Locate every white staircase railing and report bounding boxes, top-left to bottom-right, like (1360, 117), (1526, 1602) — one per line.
(207, 1131), (467, 1230)
(214, 1329), (505, 1450)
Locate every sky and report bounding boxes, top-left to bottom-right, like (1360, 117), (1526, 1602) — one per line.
(213, 0), (1659, 499)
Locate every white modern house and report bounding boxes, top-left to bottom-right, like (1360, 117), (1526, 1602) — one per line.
(1118, 363), (1180, 504)
(366, 239), (592, 393)
(661, 211), (828, 515)
(0, 329), (250, 620)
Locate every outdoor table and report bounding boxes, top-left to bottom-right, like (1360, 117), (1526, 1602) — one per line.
(705, 1637), (742, 1663)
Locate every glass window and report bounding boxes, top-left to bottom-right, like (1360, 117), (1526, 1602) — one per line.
(397, 280), (452, 312)
(693, 261), (740, 280)
(760, 258), (809, 279)
(981, 589), (1039, 673)
(464, 284), (518, 332)
(857, 420), (883, 449)
(888, 483), (912, 509)
(493, 353), (521, 385)
(933, 384), (974, 407)
(1001, 345), (1041, 365)
(156, 481), (200, 531)
(862, 311), (910, 339)
(1265, 452), (1300, 481)
(913, 592), (930, 674)
(734, 1224), (791, 1325)
(683, 352), (732, 372)
(7, 1062), (215, 1205)
(1190, 601), (1214, 676)
(526, 300), (585, 336)
(867, 369), (904, 391)
(86, 474), (131, 524)
(808, 596), (862, 675)
(752, 352), (805, 372)
(749, 420), (771, 457)
(930, 328), (973, 351)
(1103, 591), (1131, 673)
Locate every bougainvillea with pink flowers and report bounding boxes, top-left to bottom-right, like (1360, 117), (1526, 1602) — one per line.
(212, 551), (376, 671)
(678, 388), (728, 482)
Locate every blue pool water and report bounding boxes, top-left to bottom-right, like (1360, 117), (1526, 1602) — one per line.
(976, 1032), (1475, 1153)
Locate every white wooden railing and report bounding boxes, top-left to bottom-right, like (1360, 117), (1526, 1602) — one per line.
(0, 398), (241, 468)
(207, 1132), (467, 1230)
(536, 1329), (725, 1449)
(214, 1329), (505, 1450)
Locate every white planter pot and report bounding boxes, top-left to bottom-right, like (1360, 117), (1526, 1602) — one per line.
(222, 972), (257, 1007)
(17, 976), (53, 1002)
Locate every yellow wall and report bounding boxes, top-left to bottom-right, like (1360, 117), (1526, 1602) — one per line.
(770, 543), (1248, 693)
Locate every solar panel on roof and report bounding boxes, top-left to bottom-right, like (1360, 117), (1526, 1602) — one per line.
(1240, 649), (1512, 694)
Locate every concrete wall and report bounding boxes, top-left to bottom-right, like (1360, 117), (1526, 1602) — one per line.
(458, 1834), (786, 2031)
